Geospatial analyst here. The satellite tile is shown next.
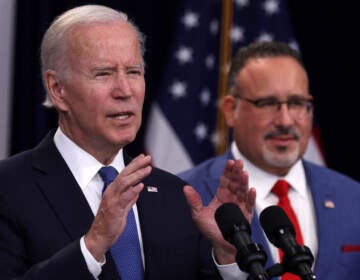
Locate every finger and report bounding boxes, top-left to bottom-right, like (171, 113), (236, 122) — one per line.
(119, 165), (152, 188)
(113, 159), (152, 191)
(127, 183), (145, 204)
(183, 185), (203, 213)
(217, 160), (236, 194)
(245, 187), (256, 214)
(216, 160), (247, 204)
(232, 170), (249, 201)
(218, 159), (245, 190)
(231, 159), (244, 173)
(121, 154), (152, 176)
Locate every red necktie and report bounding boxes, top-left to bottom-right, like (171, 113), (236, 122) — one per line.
(272, 179), (303, 280)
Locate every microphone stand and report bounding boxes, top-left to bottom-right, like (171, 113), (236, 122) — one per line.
(282, 245), (317, 280)
(265, 245), (317, 280)
(235, 242), (270, 280)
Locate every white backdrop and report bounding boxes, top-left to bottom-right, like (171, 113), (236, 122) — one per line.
(0, 0), (15, 159)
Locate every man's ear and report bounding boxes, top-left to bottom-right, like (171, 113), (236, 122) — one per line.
(44, 70), (68, 111)
(221, 95), (237, 127)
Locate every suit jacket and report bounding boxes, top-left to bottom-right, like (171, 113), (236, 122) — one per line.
(0, 130), (221, 280)
(178, 148), (360, 280)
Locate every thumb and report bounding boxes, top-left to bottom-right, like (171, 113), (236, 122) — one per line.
(183, 185), (203, 212)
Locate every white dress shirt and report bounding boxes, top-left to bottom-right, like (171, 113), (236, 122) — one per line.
(53, 127), (144, 279)
(231, 141), (318, 265)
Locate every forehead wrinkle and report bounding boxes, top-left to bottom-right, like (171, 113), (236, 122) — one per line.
(66, 22), (143, 69)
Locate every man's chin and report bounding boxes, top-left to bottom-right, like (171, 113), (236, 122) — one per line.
(112, 134), (137, 148)
(263, 147), (300, 168)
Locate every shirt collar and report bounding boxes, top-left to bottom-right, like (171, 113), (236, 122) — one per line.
(230, 141), (307, 201)
(53, 127), (125, 190)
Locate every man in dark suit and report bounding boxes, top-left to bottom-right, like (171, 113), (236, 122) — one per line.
(179, 41), (360, 280)
(0, 4), (256, 280)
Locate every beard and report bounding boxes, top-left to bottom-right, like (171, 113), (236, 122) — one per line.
(262, 143), (300, 168)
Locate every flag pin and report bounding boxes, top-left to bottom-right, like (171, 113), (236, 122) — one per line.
(147, 186), (158, 192)
(324, 200), (335, 208)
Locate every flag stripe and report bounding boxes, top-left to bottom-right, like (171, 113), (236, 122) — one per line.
(145, 104), (193, 173)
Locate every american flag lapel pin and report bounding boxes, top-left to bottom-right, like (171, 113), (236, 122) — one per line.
(146, 186), (158, 192)
(324, 199), (335, 208)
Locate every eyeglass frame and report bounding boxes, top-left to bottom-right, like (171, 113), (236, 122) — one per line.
(233, 94), (314, 118)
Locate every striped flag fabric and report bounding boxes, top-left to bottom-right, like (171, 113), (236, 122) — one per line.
(145, 0), (325, 174)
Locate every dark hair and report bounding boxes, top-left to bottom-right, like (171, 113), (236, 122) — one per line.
(227, 41), (304, 91)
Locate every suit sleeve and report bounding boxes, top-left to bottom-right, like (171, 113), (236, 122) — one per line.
(0, 205), (94, 280)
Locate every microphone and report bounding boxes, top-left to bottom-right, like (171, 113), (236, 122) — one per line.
(259, 205), (317, 280)
(215, 203), (269, 280)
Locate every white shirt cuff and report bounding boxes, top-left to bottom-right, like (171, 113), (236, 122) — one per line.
(80, 236), (106, 279)
(212, 249), (249, 280)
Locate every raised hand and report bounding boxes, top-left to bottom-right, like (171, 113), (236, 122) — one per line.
(85, 154), (152, 261)
(183, 159), (256, 264)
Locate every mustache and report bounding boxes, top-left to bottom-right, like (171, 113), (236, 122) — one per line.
(264, 127), (300, 140)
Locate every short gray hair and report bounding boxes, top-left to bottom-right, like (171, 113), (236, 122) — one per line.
(41, 4), (146, 107)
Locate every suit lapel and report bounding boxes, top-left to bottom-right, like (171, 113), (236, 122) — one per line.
(303, 162), (339, 277)
(31, 132), (121, 279)
(251, 211), (276, 269)
(31, 131), (94, 240)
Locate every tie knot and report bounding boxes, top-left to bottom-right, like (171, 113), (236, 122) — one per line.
(99, 166), (118, 188)
(271, 179), (290, 198)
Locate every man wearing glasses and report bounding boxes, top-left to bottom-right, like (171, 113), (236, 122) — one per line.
(179, 41), (360, 280)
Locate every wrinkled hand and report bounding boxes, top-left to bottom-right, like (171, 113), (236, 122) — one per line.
(183, 159), (256, 264)
(85, 154), (152, 261)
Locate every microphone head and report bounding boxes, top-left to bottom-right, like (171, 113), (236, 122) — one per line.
(259, 205), (295, 247)
(215, 203), (250, 242)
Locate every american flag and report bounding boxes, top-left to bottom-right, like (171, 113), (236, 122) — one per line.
(145, 0), (325, 174)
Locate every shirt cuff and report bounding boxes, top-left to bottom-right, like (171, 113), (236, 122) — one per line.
(80, 236), (106, 278)
(212, 249), (248, 280)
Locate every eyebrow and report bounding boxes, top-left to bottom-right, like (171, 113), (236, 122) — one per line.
(91, 66), (117, 72)
(127, 64), (144, 71)
(258, 94), (311, 99)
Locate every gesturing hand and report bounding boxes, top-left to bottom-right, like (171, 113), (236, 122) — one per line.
(85, 154), (152, 261)
(183, 159), (256, 264)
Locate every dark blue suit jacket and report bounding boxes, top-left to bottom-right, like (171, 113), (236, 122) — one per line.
(179, 148), (360, 280)
(0, 131), (221, 280)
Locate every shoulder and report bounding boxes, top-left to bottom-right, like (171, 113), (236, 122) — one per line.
(303, 160), (360, 188)
(142, 166), (189, 198)
(148, 166), (186, 185)
(0, 149), (32, 179)
(178, 152), (232, 178)
(0, 131), (59, 195)
(178, 153), (230, 182)
(179, 158), (214, 176)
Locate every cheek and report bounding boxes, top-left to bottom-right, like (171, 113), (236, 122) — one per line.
(63, 82), (89, 105)
(137, 94), (145, 108)
(299, 116), (313, 135)
(130, 79), (145, 99)
(65, 88), (103, 121)
(301, 124), (313, 146)
(135, 88), (145, 109)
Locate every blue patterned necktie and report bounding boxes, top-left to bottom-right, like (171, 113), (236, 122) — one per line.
(98, 166), (144, 280)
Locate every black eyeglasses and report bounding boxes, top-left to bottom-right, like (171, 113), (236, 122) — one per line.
(234, 95), (314, 119)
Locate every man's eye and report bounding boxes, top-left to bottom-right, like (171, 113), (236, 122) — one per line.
(127, 69), (142, 76)
(257, 100), (276, 108)
(96, 71), (110, 77)
(289, 99), (306, 107)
